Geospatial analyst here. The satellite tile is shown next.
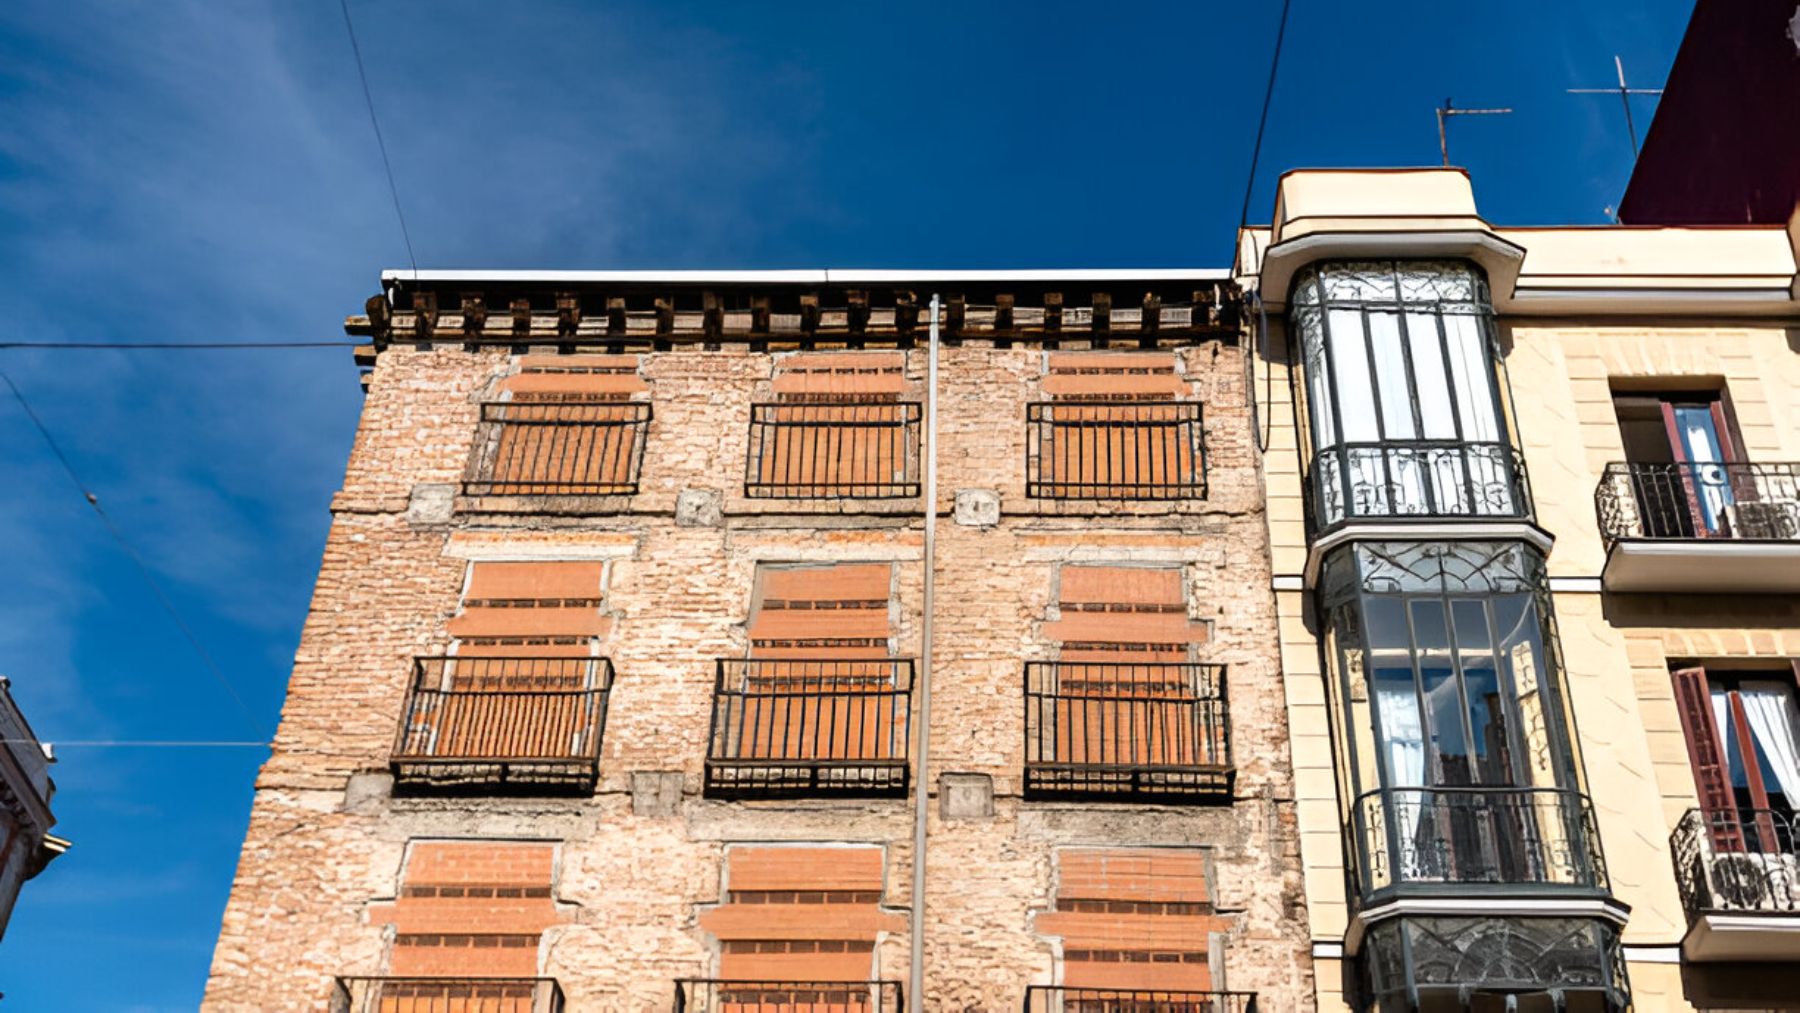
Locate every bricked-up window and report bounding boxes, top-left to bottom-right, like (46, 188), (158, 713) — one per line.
(1028, 353), (1205, 500)
(1032, 848), (1233, 998)
(686, 846), (905, 1012)
(706, 564), (913, 798)
(1026, 566), (1229, 800)
(463, 355), (651, 502)
(747, 353), (921, 499)
(344, 841), (569, 1011)
(391, 562), (613, 793)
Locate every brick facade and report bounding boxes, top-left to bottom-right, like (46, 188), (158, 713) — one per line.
(203, 311), (1313, 1010)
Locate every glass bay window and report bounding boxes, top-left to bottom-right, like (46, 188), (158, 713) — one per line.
(1292, 261), (1529, 529)
(1320, 541), (1608, 899)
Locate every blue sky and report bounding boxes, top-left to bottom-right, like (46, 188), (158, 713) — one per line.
(0, 0), (1693, 1007)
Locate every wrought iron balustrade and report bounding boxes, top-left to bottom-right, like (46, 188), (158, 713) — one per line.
(1597, 461), (1800, 544)
(1349, 786), (1609, 902)
(705, 658), (913, 798)
(463, 399), (651, 498)
(1672, 807), (1800, 917)
(1026, 401), (1207, 500)
(1023, 661), (1231, 801)
(745, 401), (922, 499)
(674, 979), (903, 1013)
(391, 656), (613, 793)
(331, 976), (564, 1013)
(1309, 440), (1529, 530)
(1023, 986), (1257, 1013)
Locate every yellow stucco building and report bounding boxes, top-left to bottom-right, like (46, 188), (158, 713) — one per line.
(1237, 168), (1800, 1012)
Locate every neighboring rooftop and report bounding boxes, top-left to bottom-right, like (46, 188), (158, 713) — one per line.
(1619, 0), (1800, 225)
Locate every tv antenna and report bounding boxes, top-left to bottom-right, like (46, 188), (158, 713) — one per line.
(1567, 55), (1663, 155)
(1436, 98), (1513, 167)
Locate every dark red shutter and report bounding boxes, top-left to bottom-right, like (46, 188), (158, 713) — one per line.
(1671, 666), (1745, 850)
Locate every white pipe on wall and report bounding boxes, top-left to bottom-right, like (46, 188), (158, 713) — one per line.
(907, 294), (940, 1013)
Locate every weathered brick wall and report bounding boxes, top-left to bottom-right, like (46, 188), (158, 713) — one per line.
(203, 341), (1313, 1011)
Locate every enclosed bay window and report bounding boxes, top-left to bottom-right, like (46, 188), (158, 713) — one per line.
(1320, 541), (1607, 900)
(1291, 261), (1528, 529)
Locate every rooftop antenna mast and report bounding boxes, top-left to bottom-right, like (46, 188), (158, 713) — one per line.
(1436, 98), (1513, 166)
(1567, 55), (1663, 156)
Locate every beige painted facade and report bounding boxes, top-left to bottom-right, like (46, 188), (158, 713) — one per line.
(1239, 168), (1800, 1012)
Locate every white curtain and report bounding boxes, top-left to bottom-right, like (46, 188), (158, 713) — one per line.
(1741, 684), (1800, 804)
(1377, 681), (1429, 879)
(1377, 682), (1427, 786)
(1328, 309), (1379, 442)
(1445, 315), (1499, 442)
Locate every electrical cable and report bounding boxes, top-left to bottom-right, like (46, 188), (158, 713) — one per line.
(340, 0), (419, 280)
(1236, 1), (1292, 455)
(1, 370), (267, 740)
(0, 341), (364, 350)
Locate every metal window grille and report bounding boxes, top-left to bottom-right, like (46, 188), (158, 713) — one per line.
(1026, 402), (1206, 500)
(1310, 440), (1528, 526)
(674, 979), (903, 1013)
(1672, 807), (1800, 917)
(705, 658), (913, 798)
(1023, 986), (1257, 1013)
(330, 977), (564, 1013)
(464, 400), (650, 497)
(1023, 661), (1231, 801)
(1348, 786), (1610, 903)
(745, 401), (922, 498)
(1597, 461), (1800, 544)
(390, 656), (613, 793)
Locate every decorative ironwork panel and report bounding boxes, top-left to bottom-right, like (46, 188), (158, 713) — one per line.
(1022, 986), (1257, 1013)
(1319, 541), (1546, 604)
(1311, 442), (1528, 528)
(1023, 661), (1231, 801)
(331, 977), (565, 1013)
(464, 400), (651, 498)
(1672, 807), (1800, 918)
(1349, 787), (1610, 902)
(1597, 461), (1800, 544)
(705, 658), (913, 799)
(1360, 916), (1629, 1013)
(391, 656), (612, 794)
(745, 401), (922, 499)
(1292, 261), (1491, 310)
(673, 979), (903, 1013)
(1026, 401), (1207, 500)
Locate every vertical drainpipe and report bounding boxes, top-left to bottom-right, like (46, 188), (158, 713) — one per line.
(908, 294), (940, 1013)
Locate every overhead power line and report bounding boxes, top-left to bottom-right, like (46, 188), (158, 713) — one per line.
(1237, 0), (1293, 236)
(339, 0), (419, 279)
(0, 340), (364, 350)
(0, 370), (267, 739)
(2, 739), (270, 749)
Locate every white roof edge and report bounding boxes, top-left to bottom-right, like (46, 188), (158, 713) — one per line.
(378, 268), (1233, 285)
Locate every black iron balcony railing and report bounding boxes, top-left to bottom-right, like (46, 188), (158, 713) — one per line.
(331, 976), (564, 1013)
(391, 656), (613, 793)
(1023, 661), (1231, 801)
(674, 979), (903, 1013)
(1026, 402), (1207, 500)
(1349, 786), (1610, 904)
(704, 658), (913, 799)
(745, 401), (922, 499)
(1023, 986), (1257, 1013)
(1597, 461), (1800, 544)
(463, 400), (651, 498)
(1309, 440), (1529, 531)
(1672, 807), (1800, 917)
